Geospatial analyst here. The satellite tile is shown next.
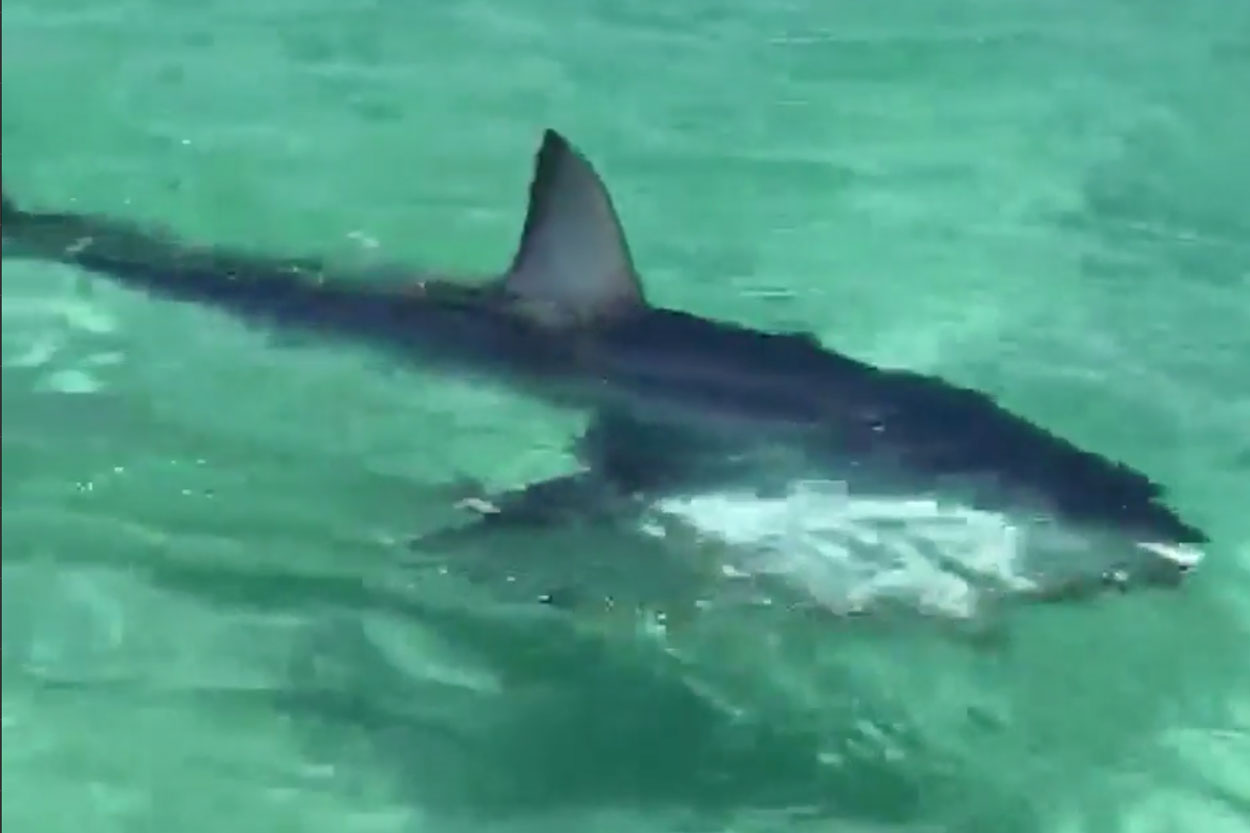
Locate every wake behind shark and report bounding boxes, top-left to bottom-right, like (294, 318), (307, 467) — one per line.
(1, 129), (1207, 619)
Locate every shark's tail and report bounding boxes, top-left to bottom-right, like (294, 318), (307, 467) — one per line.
(2, 188), (35, 257)
(2, 188), (21, 223)
(0, 185), (403, 340)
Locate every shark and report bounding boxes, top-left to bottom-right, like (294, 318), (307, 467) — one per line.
(1, 128), (1208, 620)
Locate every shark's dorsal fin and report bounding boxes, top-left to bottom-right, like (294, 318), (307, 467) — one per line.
(502, 129), (645, 326)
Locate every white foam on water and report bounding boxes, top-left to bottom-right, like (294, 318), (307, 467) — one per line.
(3, 334), (64, 369)
(2, 281), (122, 391)
(0, 292), (118, 335)
(38, 369), (105, 395)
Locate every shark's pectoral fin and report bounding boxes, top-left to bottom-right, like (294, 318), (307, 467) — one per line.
(498, 130), (647, 328)
(410, 407), (691, 553)
(409, 468), (634, 552)
(406, 468), (643, 612)
(409, 407), (711, 558)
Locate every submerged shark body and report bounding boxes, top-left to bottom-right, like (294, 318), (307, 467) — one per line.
(1, 129), (1206, 619)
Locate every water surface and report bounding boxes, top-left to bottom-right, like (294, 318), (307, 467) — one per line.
(3, 0), (1249, 830)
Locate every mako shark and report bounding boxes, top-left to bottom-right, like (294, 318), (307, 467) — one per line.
(1, 128), (1207, 618)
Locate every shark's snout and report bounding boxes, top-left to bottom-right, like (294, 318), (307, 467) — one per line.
(1128, 541), (1205, 587)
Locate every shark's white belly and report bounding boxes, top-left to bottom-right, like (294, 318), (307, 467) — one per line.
(638, 480), (1203, 621)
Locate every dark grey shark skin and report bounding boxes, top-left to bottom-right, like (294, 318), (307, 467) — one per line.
(1, 129), (1207, 603)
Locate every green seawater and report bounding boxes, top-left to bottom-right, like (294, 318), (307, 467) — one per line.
(3, 0), (1249, 830)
